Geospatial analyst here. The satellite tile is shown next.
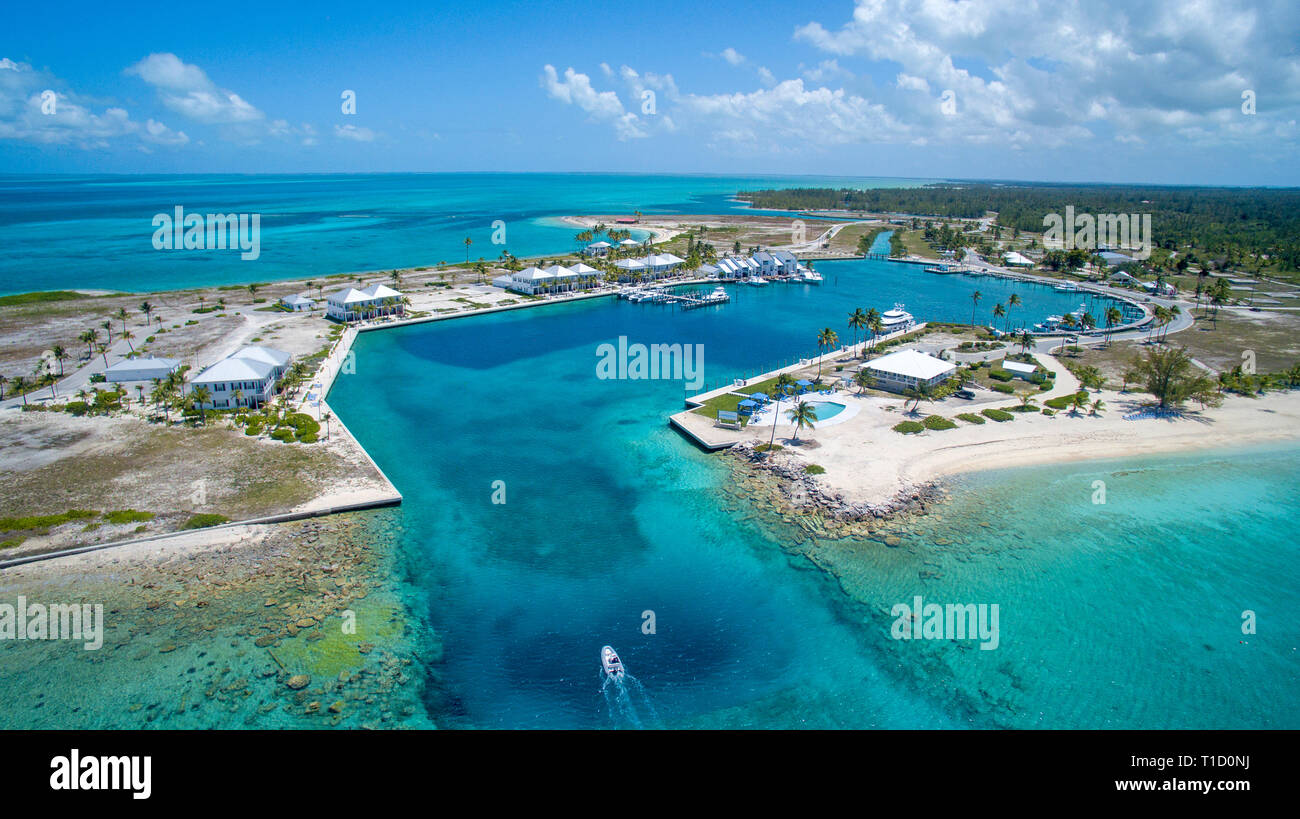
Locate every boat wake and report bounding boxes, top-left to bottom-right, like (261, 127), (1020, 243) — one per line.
(601, 672), (660, 729)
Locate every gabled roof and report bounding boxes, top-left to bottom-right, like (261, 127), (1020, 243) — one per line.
(232, 345), (291, 368)
(866, 349), (956, 380)
(329, 287), (372, 304)
(281, 294), (315, 305)
(361, 283), (402, 299)
(105, 356), (179, 374)
(619, 238), (640, 246)
(192, 356), (276, 383)
(544, 264), (577, 278)
(513, 266), (553, 281)
(568, 262), (599, 274)
(615, 258), (647, 269)
(587, 241), (612, 249)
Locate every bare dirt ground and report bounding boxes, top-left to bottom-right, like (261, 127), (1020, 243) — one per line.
(0, 409), (388, 559)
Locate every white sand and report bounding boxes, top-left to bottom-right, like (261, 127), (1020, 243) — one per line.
(775, 388), (1300, 507)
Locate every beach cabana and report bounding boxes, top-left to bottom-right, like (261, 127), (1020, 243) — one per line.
(795, 379), (813, 394)
(737, 399), (758, 414)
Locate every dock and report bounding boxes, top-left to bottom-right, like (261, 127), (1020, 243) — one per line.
(619, 287), (729, 309)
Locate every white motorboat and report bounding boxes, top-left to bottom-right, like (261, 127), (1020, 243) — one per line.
(746, 276), (768, 286)
(879, 303), (915, 333)
(601, 646), (625, 680)
(801, 269), (824, 284)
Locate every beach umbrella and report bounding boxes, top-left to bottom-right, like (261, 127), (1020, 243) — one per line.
(738, 399), (757, 408)
(749, 392), (768, 402)
(796, 379), (812, 386)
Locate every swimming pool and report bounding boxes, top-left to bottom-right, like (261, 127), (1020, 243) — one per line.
(806, 401), (846, 420)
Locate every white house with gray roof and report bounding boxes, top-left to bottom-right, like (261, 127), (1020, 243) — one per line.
(189, 345), (292, 409)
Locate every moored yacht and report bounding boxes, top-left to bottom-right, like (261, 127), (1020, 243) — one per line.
(879, 303), (915, 333)
(746, 276), (768, 286)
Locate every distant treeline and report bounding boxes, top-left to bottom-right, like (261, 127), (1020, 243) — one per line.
(738, 183), (1300, 268)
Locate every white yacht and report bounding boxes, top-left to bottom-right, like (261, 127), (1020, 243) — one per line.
(879, 303), (915, 333)
(801, 268), (823, 284)
(601, 646), (625, 680)
(746, 276), (768, 286)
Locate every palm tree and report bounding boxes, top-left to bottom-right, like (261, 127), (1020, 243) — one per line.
(247, 283), (259, 300)
(116, 307), (129, 337)
(767, 373), (797, 451)
(464, 236), (473, 264)
(51, 345), (68, 376)
(1018, 394), (1038, 411)
(815, 328), (838, 380)
(0, 374), (7, 400)
(101, 320), (113, 345)
(79, 329), (97, 361)
(139, 301), (153, 326)
(322, 411), (332, 441)
(853, 369), (876, 394)
(847, 308), (868, 353)
(785, 400), (819, 442)
(190, 386), (211, 423)
(970, 290), (982, 328)
(1018, 330), (1034, 354)
(13, 375), (28, 406)
(868, 314), (884, 351)
(97, 343), (109, 370)
(1070, 391), (1089, 415)
(1104, 305), (1123, 344)
(992, 302), (1006, 330)
(1007, 293), (1022, 331)
(1089, 398), (1106, 416)
(123, 330), (135, 353)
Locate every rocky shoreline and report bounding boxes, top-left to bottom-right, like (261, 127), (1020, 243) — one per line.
(727, 440), (947, 535)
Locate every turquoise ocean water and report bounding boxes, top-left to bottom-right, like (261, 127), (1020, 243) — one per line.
(0, 172), (929, 295)
(324, 246), (1299, 729)
(0, 177), (1295, 728)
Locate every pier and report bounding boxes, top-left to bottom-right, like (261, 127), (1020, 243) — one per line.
(619, 287), (730, 309)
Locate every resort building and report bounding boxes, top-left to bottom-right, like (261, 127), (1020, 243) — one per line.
(189, 345), (291, 409)
(614, 258), (649, 281)
(772, 250), (799, 275)
(644, 253), (685, 276)
(280, 293), (317, 311)
(753, 251), (777, 275)
(326, 283), (405, 322)
(104, 356), (180, 384)
(495, 263), (601, 294)
(586, 241), (612, 256)
(863, 349), (956, 393)
(1002, 251), (1034, 267)
(1001, 360), (1039, 381)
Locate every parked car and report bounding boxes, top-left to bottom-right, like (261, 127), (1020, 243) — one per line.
(956, 388), (976, 399)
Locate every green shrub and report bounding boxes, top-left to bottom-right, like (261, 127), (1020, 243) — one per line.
(0, 510), (98, 532)
(1046, 391), (1089, 410)
(1038, 380), (1055, 391)
(804, 464), (826, 474)
(981, 408), (1014, 422)
(922, 414), (957, 430)
(181, 513), (229, 530)
(988, 368), (1014, 381)
(991, 382), (1015, 394)
(244, 421), (263, 436)
(64, 401), (90, 416)
(102, 509), (154, 525)
(893, 421), (925, 434)
(1041, 408), (1056, 416)
(955, 412), (985, 424)
(270, 427), (296, 443)
(754, 443), (783, 453)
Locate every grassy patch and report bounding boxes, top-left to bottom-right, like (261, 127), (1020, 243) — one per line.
(991, 382), (1016, 393)
(0, 509), (99, 533)
(0, 290), (88, 307)
(981, 408), (1014, 422)
(1045, 391), (1090, 410)
(181, 513), (229, 530)
(955, 412), (986, 424)
(754, 443), (783, 453)
(804, 464), (826, 474)
(922, 414), (957, 430)
(893, 420), (926, 434)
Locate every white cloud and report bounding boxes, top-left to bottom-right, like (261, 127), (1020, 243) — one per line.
(126, 53), (262, 125)
(0, 57), (188, 149)
(720, 48), (746, 66)
(541, 64), (648, 140)
(334, 123), (378, 142)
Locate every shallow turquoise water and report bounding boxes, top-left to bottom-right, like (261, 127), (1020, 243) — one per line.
(0, 173), (930, 295)
(327, 258), (1300, 729)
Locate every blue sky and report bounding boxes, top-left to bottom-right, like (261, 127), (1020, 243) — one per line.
(2, 0), (1297, 184)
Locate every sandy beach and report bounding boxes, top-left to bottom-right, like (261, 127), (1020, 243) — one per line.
(729, 387), (1300, 513)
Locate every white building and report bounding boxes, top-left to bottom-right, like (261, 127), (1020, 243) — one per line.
(189, 345), (291, 409)
(326, 283), (404, 322)
(586, 241), (612, 256)
(105, 356), (180, 384)
(1001, 360), (1039, 381)
(771, 250), (799, 276)
(280, 293), (317, 311)
(1002, 251), (1034, 267)
(864, 349), (956, 393)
